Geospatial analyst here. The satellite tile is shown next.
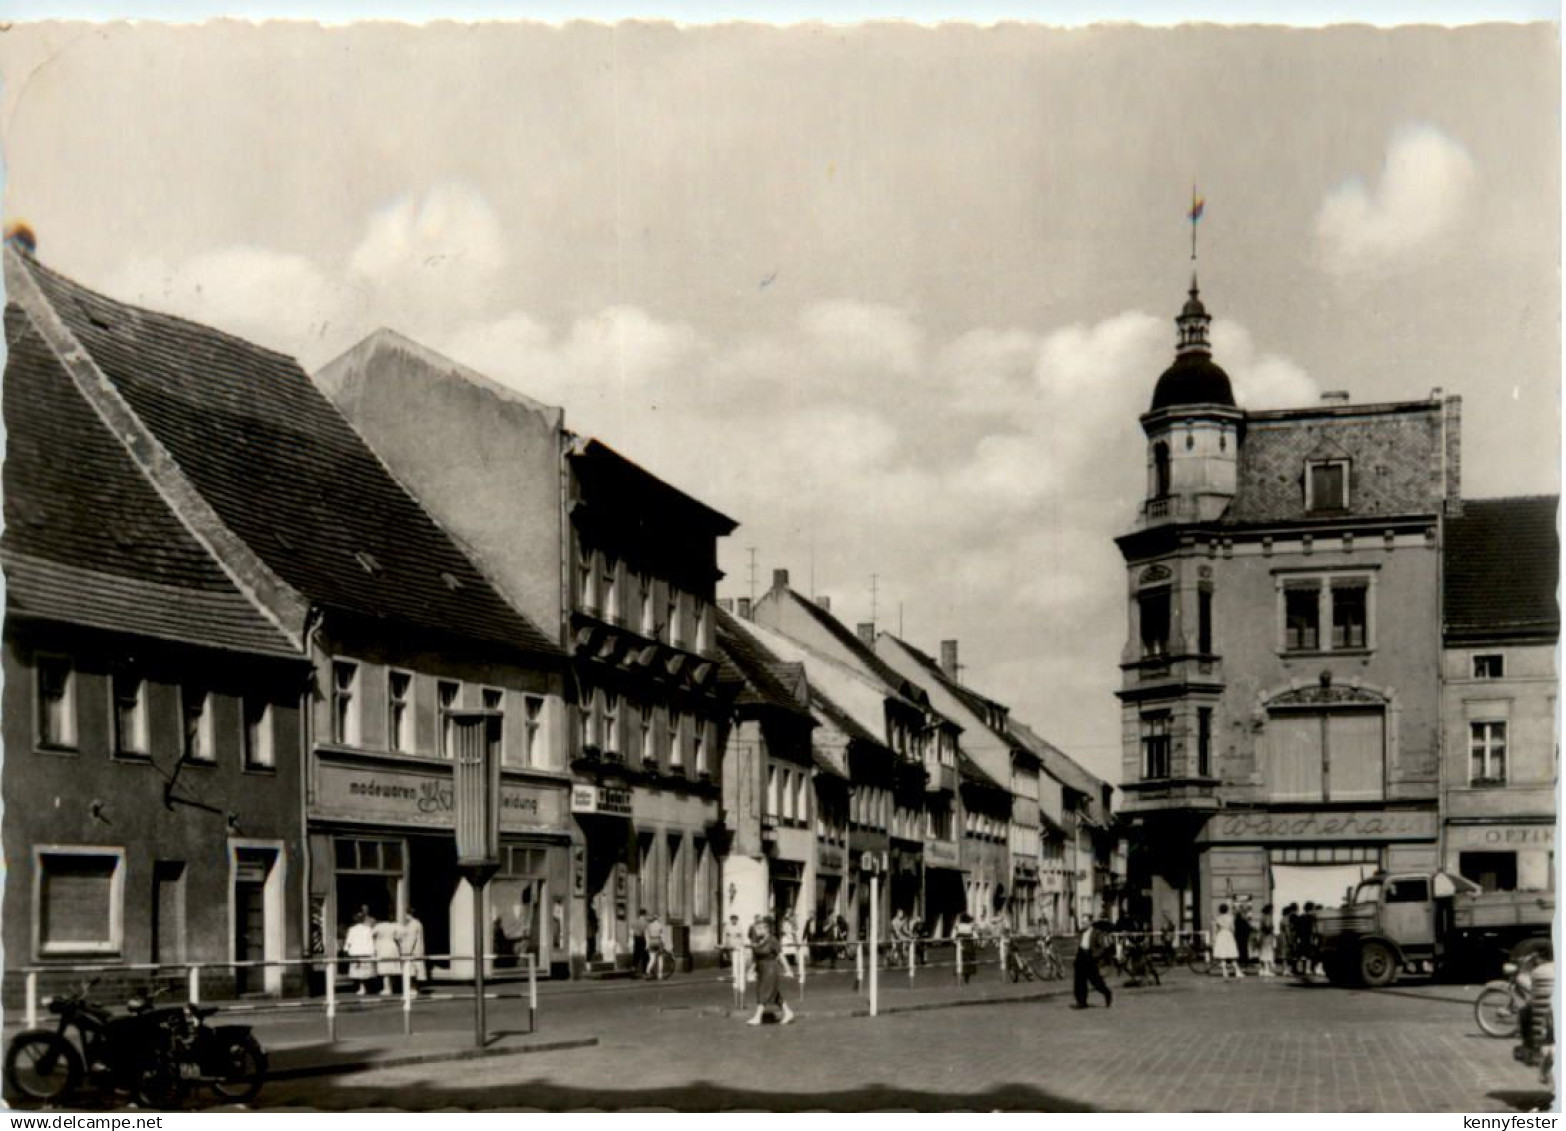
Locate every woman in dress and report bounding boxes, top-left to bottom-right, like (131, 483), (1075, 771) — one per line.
(1256, 903), (1278, 977)
(746, 917), (795, 1026)
(1212, 902), (1242, 978)
(373, 910), (403, 995)
(343, 910), (377, 996)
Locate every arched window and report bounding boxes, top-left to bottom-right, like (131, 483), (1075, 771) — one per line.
(1153, 441), (1171, 497)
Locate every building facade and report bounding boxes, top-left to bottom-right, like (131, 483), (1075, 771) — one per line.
(1440, 496), (1558, 891)
(316, 332), (736, 974)
(2, 250), (309, 1000)
(1116, 277), (1453, 933)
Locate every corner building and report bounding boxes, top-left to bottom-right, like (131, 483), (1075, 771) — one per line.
(1116, 278), (1452, 934)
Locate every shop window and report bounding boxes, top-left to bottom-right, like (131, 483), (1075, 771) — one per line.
(112, 669), (149, 757)
(36, 656), (76, 751)
(243, 697), (274, 769)
(1459, 851), (1518, 893)
(1473, 653), (1505, 680)
(182, 685), (214, 763)
(36, 848), (124, 957)
(1140, 713), (1170, 779)
(437, 680), (460, 759)
(523, 695), (545, 766)
(667, 834), (687, 920)
(693, 838), (712, 923)
(332, 661), (360, 746)
(1139, 589), (1170, 658)
(1306, 459), (1349, 513)
(1470, 721), (1508, 785)
(387, 670), (413, 753)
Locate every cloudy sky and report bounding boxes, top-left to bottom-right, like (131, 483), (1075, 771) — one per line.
(1, 20), (1557, 782)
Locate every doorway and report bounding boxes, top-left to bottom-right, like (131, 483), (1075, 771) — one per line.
(231, 847), (280, 995)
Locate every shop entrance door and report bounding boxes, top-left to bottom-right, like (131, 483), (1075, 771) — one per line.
(406, 835), (456, 971)
(232, 849), (274, 995)
(584, 827), (627, 963)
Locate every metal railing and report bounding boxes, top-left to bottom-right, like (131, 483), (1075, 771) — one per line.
(16, 952), (539, 1043)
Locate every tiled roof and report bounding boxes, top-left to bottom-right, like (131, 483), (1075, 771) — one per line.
(883, 633), (1015, 748)
(715, 606), (813, 719)
(17, 254), (563, 662)
(3, 305), (296, 658)
(1444, 496), (1560, 643)
(957, 749), (1006, 793)
(1008, 718), (1108, 820)
(810, 685), (882, 749)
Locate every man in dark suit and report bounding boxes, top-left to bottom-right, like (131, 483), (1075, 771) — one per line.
(1073, 915), (1113, 1009)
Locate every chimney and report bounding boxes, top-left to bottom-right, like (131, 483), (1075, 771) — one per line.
(817, 595), (831, 613)
(737, 597), (752, 620)
(856, 623), (876, 646)
(940, 640), (960, 680)
(1320, 391), (1350, 405)
(717, 597), (734, 613)
(773, 569), (790, 591)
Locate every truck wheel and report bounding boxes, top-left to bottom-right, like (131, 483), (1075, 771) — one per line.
(1359, 941), (1397, 988)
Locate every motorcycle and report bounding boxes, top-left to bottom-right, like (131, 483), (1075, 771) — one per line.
(1475, 956), (1537, 1038)
(141, 1001), (268, 1107)
(1513, 958), (1555, 1090)
(4, 980), (185, 1106)
(4, 980), (267, 1109)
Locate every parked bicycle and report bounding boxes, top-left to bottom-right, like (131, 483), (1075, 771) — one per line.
(1006, 935), (1066, 982)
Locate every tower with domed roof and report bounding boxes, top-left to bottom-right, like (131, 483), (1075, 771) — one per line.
(1137, 276), (1244, 527)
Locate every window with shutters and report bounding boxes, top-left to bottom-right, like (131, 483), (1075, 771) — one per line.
(1306, 459), (1350, 512)
(1279, 572), (1375, 654)
(37, 656), (77, 751)
(1263, 709), (1385, 802)
(36, 848), (124, 957)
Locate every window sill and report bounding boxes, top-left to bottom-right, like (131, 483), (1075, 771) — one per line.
(243, 764), (278, 776)
(1279, 647), (1372, 659)
(112, 750), (153, 764)
(34, 744), (79, 758)
(1468, 778), (1510, 789)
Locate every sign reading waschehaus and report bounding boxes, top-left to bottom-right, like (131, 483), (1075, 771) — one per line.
(1201, 810), (1438, 844)
(316, 762), (567, 832)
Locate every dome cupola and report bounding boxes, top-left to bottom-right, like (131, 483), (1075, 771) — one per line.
(1150, 275), (1235, 412)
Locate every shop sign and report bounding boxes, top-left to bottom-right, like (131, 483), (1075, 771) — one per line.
(1203, 809), (1437, 844)
(1445, 824), (1555, 850)
(570, 784), (633, 817)
(924, 839), (959, 868)
(316, 761), (565, 832)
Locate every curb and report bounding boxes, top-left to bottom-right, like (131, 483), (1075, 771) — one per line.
(685, 984), (1076, 1021)
(270, 1035), (600, 1081)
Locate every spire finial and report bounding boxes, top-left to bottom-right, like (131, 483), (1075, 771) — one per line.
(1188, 186), (1205, 263)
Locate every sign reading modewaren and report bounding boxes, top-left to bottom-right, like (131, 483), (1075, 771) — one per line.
(1202, 810), (1438, 843)
(315, 761), (566, 832)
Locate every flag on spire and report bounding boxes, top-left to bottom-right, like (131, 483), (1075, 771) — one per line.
(1189, 191), (1205, 222)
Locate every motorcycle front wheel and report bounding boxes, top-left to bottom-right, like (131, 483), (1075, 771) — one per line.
(1474, 982), (1522, 1038)
(4, 1031), (82, 1103)
(209, 1035), (267, 1104)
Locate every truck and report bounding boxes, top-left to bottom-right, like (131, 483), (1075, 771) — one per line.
(1313, 870), (1554, 987)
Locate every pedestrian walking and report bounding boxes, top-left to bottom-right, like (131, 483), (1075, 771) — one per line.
(1234, 903), (1253, 970)
(344, 910), (377, 996)
(372, 910), (401, 995)
(645, 911), (668, 979)
(955, 911), (977, 983)
(746, 917), (795, 1026)
(780, 911), (803, 977)
(1072, 916), (1113, 1009)
(632, 908), (649, 977)
(396, 907), (428, 992)
(1212, 902), (1242, 978)
(1256, 903), (1278, 977)
(890, 909), (911, 966)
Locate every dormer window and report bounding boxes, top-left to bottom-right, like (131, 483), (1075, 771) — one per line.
(1306, 460), (1349, 513)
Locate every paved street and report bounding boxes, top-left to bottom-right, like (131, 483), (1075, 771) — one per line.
(241, 969), (1549, 1113)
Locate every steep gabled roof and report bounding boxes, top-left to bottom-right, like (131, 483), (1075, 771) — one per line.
(3, 305), (297, 658)
(882, 632), (1021, 753)
(778, 589), (931, 709)
(1007, 717), (1107, 821)
(715, 605), (814, 720)
(12, 252), (563, 663)
(1444, 496), (1560, 645)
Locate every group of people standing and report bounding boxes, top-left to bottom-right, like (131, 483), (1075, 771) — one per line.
(1209, 901), (1321, 977)
(341, 906), (427, 996)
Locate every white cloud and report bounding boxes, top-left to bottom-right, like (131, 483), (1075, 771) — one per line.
(799, 299), (925, 378)
(346, 182), (506, 312)
(1315, 124), (1476, 276)
(1211, 320), (1319, 409)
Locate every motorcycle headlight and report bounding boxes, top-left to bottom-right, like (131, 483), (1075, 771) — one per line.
(126, 995), (146, 1012)
(44, 996), (62, 1014)
(1504, 963), (1520, 977)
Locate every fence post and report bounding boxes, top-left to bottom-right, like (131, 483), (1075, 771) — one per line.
(25, 970), (37, 1028)
(854, 940), (863, 995)
(325, 958), (337, 1042)
(528, 953), (538, 1033)
(402, 957), (413, 1036)
(1000, 934), (1008, 979)
(188, 964), (201, 1006)
(731, 944), (744, 1012)
(955, 938), (963, 985)
(798, 944), (806, 1004)
(908, 938), (915, 985)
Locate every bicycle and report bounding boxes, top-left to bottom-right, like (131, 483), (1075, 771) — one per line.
(1006, 936), (1065, 982)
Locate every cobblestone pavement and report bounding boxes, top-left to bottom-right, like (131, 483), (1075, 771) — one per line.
(248, 971), (1552, 1112)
